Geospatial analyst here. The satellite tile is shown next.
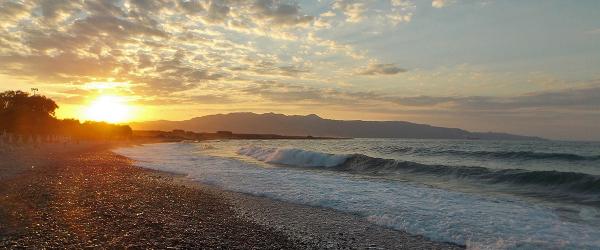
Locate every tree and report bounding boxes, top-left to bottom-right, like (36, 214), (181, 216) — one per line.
(0, 90), (132, 142)
(0, 90), (58, 135)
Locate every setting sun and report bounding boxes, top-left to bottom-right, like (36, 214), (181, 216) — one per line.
(2, 1), (600, 248)
(84, 95), (132, 123)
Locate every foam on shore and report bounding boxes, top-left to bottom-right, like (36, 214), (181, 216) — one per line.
(114, 143), (600, 249)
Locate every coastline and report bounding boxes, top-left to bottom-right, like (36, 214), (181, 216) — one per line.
(0, 144), (462, 249)
(167, 171), (463, 249)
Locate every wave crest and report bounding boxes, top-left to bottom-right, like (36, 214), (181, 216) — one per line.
(237, 146), (349, 167)
(435, 150), (600, 161)
(372, 145), (600, 161)
(341, 154), (600, 194)
(239, 146), (600, 196)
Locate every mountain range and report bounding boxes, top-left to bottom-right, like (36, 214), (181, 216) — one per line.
(130, 112), (543, 140)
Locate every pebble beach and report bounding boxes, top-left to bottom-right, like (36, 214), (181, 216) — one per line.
(0, 145), (462, 249)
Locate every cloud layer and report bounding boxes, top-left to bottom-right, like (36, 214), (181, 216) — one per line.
(1, 0), (599, 140)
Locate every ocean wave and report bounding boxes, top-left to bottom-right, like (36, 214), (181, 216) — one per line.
(198, 144), (217, 150)
(237, 146), (348, 167)
(341, 154), (600, 194)
(117, 143), (600, 248)
(433, 150), (600, 161)
(239, 146), (600, 195)
(372, 145), (600, 161)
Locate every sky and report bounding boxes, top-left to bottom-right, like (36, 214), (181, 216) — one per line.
(0, 0), (599, 140)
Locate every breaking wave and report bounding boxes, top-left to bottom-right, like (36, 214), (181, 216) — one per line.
(341, 154), (600, 195)
(237, 146), (348, 167)
(239, 146), (600, 196)
(116, 142), (600, 248)
(373, 145), (600, 161)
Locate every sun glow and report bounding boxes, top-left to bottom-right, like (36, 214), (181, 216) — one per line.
(84, 81), (130, 90)
(84, 95), (132, 123)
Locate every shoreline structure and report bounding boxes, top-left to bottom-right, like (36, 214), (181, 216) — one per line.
(0, 142), (462, 249)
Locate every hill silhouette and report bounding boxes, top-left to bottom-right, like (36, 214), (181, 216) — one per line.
(131, 112), (543, 140)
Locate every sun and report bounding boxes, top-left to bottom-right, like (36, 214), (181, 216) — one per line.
(84, 95), (132, 123)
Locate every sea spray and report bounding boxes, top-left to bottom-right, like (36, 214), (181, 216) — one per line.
(237, 146), (349, 167)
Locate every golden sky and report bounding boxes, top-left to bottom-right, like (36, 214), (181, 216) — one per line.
(1, 0), (599, 140)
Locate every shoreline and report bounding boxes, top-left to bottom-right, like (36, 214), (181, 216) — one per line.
(0, 144), (462, 249)
(164, 171), (463, 249)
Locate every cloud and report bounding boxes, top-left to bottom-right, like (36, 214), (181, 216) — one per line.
(432, 0), (448, 8)
(39, 0), (81, 21)
(177, 0), (205, 14)
(386, 96), (456, 106)
(128, 0), (174, 12)
(328, 0), (418, 26)
(0, 0), (324, 96)
(387, 12), (413, 25)
(203, 1), (230, 23)
(252, 0), (314, 26)
(332, 0), (367, 23)
(0, 0), (389, 103)
(243, 81), (324, 102)
(388, 0), (416, 24)
(8, 0), (574, 123)
(237, 81), (600, 118)
(0, 1), (34, 30)
(229, 58), (312, 77)
(586, 28), (600, 35)
(0, 52), (124, 82)
(377, 85), (600, 110)
(191, 0), (316, 28)
(358, 63), (407, 75)
(455, 85), (600, 110)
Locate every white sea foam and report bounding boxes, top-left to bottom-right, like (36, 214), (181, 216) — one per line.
(114, 143), (600, 249)
(237, 146), (349, 167)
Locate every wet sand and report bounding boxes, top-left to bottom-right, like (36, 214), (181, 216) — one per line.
(0, 146), (463, 249)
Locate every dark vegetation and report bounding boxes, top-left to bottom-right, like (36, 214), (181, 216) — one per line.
(0, 90), (132, 142)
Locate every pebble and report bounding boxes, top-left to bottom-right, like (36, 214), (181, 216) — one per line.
(0, 150), (309, 249)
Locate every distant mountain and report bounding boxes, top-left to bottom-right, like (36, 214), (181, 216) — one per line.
(130, 112), (544, 140)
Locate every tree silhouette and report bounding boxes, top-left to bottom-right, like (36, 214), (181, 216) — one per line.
(0, 90), (58, 135)
(0, 90), (132, 141)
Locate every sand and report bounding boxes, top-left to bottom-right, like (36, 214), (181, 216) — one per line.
(0, 145), (463, 249)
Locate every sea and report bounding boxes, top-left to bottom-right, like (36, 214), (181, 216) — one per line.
(114, 139), (600, 249)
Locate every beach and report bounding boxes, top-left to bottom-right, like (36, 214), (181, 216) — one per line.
(0, 145), (461, 249)
(113, 140), (600, 248)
